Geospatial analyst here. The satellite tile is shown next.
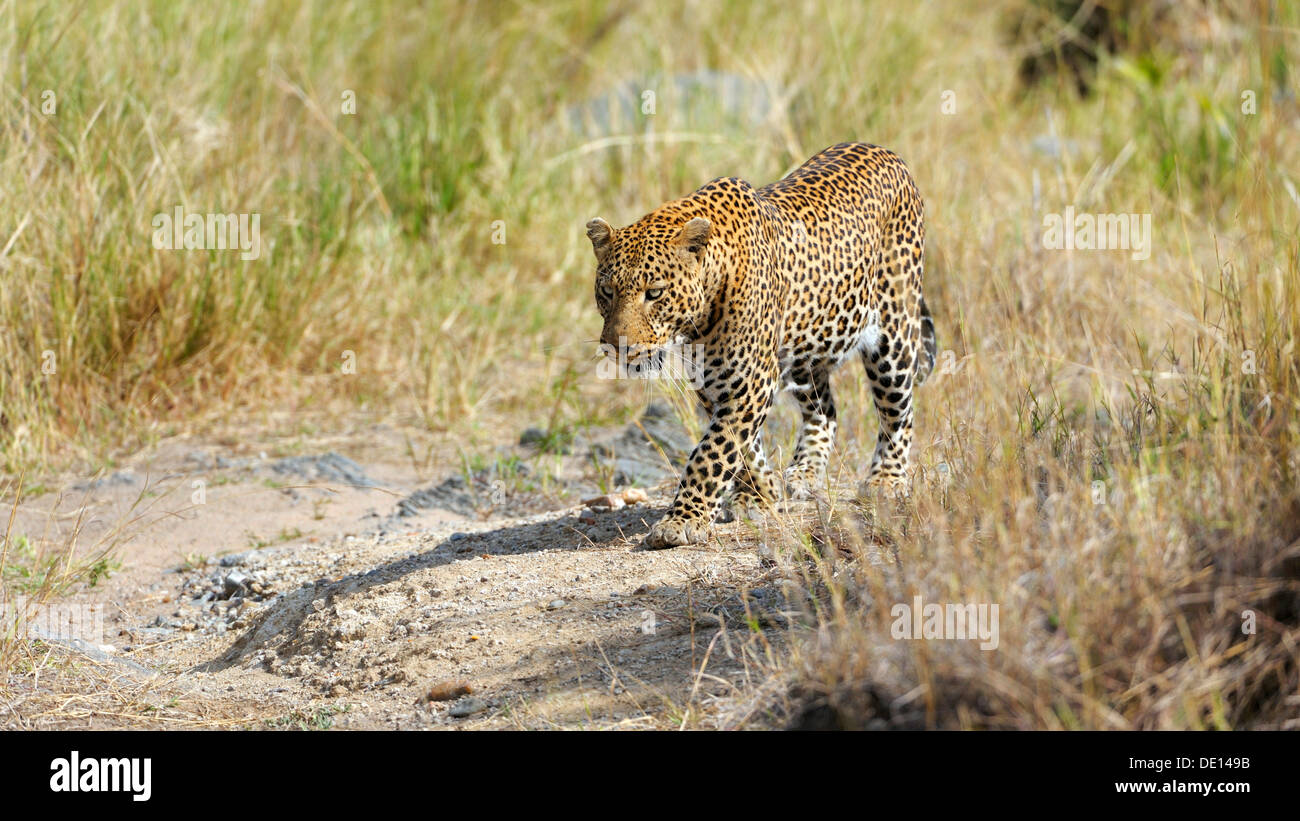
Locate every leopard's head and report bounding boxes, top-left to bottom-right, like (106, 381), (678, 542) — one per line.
(586, 214), (712, 364)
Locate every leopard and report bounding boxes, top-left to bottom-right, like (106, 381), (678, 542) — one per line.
(587, 142), (936, 549)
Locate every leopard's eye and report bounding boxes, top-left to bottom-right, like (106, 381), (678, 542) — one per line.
(599, 284), (614, 299)
(645, 288), (663, 301)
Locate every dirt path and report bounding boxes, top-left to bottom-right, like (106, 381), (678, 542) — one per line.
(2, 411), (794, 729)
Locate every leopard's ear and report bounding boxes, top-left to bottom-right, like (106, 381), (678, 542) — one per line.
(673, 217), (711, 257)
(586, 218), (613, 261)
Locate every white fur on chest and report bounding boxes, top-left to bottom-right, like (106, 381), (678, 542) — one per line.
(775, 308), (882, 393)
(855, 309), (882, 355)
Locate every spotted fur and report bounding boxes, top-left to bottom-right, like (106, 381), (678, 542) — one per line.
(588, 142), (936, 548)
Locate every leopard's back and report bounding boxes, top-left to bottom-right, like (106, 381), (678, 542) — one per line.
(752, 143), (927, 371)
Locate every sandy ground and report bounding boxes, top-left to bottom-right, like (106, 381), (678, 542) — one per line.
(1, 412), (799, 729)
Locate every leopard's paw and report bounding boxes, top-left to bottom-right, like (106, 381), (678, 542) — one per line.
(730, 489), (771, 518)
(785, 479), (816, 502)
(715, 503), (762, 525)
(857, 474), (911, 501)
(783, 468), (824, 502)
(645, 515), (711, 549)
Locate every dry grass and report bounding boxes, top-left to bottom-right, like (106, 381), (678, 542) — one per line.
(2, 0), (1298, 727)
(0, 472), (163, 675)
(0, 640), (282, 729)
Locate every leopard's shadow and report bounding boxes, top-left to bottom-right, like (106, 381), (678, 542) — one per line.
(196, 505), (659, 673)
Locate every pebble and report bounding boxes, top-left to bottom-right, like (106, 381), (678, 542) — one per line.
(222, 571), (250, 597)
(547, 599), (566, 610)
(448, 697), (488, 718)
(423, 681), (473, 702)
(519, 427), (547, 446)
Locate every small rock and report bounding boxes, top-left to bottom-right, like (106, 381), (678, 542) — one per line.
(72, 470), (139, 492)
(622, 488), (649, 504)
(519, 427), (547, 446)
(222, 571), (250, 597)
(547, 599), (566, 611)
(422, 680), (473, 703)
(448, 697), (488, 718)
(584, 493), (626, 510)
(184, 450), (214, 470)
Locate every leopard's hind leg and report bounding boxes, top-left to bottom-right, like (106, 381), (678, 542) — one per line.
(915, 297), (938, 386)
(860, 191), (926, 495)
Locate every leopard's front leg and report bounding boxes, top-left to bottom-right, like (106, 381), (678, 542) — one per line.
(646, 374), (776, 549)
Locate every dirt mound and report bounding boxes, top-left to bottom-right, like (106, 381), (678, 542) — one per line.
(5, 420), (793, 729)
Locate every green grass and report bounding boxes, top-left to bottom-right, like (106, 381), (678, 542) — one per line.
(1, 530), (119, 596)
(263, 703), (350, 731)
